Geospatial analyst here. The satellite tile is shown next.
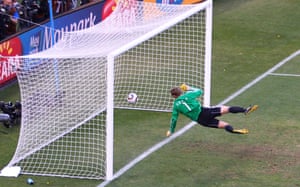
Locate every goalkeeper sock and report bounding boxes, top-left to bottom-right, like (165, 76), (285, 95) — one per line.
(225, 125), (248, 134)
(225, 125), (234, 133)
(229, 106), (246, 113)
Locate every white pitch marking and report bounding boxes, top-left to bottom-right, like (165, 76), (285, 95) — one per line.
(269, 73), (300, 77)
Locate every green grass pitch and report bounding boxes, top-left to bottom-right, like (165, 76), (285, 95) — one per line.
(1, 0), (300, 186)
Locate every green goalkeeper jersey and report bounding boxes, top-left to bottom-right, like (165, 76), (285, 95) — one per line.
(169, 87), (203, 133)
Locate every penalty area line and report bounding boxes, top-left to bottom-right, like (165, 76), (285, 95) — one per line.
(269, 73), (300, 77)
(97, 49), (300, 187)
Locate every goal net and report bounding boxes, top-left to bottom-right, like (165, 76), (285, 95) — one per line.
(1, 0), (212, 180)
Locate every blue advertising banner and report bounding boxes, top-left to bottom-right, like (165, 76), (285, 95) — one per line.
(20, 3), (106, 55)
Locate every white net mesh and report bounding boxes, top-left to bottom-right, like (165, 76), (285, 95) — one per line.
(4, 0), (211, 179)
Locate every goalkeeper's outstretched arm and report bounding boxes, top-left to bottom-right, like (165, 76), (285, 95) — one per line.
(167, 117), (178, 137)
(166, 84), (190, 137)
(180, 83), (202, 93)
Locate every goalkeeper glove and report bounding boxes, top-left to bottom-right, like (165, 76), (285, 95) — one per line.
(166, 130), (172, 137)
(180, 84), (188, 91)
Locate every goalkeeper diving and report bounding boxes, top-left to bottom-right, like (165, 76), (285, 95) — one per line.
(166, 84), (258, 137)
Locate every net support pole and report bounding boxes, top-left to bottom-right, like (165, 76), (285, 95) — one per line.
(48, 0), (55, 44)
(203, 0), (212, 107)
(48, 0), (61, 95)
(106, 55), (114, 180)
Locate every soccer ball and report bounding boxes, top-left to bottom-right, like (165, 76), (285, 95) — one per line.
(127, 93), (138, 104)
(27, 178), (34, 185)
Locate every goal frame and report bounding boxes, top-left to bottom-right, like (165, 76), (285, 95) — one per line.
(105, 0), (212, 180)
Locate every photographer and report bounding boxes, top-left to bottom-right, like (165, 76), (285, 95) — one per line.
(0, 101), (21, 128)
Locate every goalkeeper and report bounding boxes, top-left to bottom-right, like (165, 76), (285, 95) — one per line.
(166, 84), (258, 136)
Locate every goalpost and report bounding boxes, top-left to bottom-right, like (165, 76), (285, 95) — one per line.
(0, 0), (212, 180)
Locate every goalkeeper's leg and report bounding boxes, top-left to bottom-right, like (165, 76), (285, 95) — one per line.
(198, 107), (250, 134)
(219, 121), (249, 134)
(221, 105), (258, 115)
(198, 117), (248, 134)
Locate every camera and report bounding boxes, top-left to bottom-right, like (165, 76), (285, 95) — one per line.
(0, 101), (22, 128)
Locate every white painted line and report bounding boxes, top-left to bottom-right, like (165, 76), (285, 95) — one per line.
(269, 73), (300, 77)
(219, 50), (300, 105)
(97, 49), (300, 187)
